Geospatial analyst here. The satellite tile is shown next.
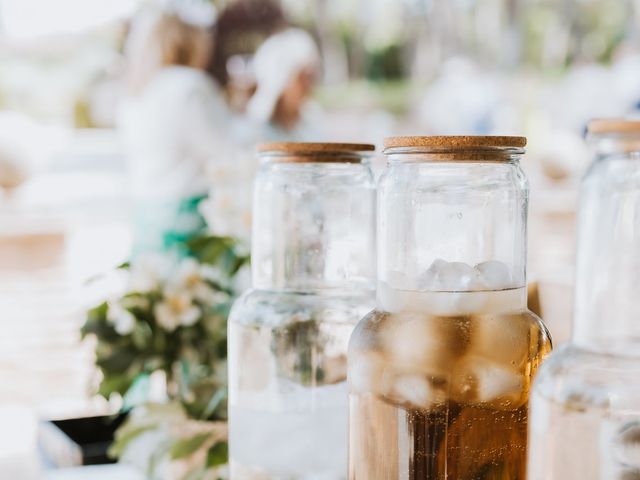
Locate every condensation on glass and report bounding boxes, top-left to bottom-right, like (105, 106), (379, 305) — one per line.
(529, 119), (640, 480)
(228, 142), (376, 479)
(348, 136), (551, 480)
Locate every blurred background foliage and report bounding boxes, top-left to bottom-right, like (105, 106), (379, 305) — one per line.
(1, 0), (640, 124)
(0, 0), (638, 422)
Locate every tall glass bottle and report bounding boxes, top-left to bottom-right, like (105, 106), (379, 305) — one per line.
(228, 142), (376, 479)
(348, 136), (552, 479)
(528, 119), (640, 479)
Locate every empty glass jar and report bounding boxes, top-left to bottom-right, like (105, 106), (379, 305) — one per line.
(528, 119), (640, 479)
(348, 136), (551, 479)
(228, 142), (376, 479)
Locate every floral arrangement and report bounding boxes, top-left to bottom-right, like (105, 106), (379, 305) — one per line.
(110, 403), (229, 480)
(81, 235), (249, 479)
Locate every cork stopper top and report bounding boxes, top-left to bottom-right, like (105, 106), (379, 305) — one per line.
(383, 136), (527, 150)
(587, 119), (640, 135)
(383, 136), (526, 162)
(257, 142), (375, 163)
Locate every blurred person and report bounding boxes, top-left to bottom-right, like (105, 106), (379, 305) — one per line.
(207, 0), (286, 89)
(118, 5), (230, 257)
(245, 28), (322, 142)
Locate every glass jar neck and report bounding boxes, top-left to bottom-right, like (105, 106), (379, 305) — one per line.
(573, 151), (640, 355)
(385, 149), (524, 164)
(377, 154), (528, 300)
(251, 159), (376, 292)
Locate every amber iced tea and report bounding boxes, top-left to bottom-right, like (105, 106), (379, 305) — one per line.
(358, 136), (549, 479)
(348, 288), (551, 480)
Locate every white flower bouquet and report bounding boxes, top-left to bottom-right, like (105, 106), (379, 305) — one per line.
(81, 235), (249, 478)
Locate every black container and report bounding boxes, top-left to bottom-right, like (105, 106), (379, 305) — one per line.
(40, 413), (127, 468)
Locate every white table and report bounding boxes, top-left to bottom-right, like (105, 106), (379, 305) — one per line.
(46, 465), (145, 480)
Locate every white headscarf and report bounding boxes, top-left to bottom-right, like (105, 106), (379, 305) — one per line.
(247, 28), (321, 123)
(164, 0), (217, 28)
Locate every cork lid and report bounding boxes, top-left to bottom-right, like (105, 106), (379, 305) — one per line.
(383, 136), (526, 161)
(587, 119), (640, 135)
(257, 142), (375, 163)
(383, 136), (527, 150)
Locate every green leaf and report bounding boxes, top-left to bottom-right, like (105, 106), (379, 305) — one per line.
(206, 441), (228, 468)
(131, 321), (152, 349)
(186, 235), (250, 276)
(187, 235), (227, 264)
(169, 432), (212, 460)
(109, 424), (157, 459)
(89, 301), (109, 319)
(81, 302), (109, 338)
(98, 373), (135, 398)
(200, 387), (227, 421)
(149, 438), (174, 478)
(96, 348), (139, 373)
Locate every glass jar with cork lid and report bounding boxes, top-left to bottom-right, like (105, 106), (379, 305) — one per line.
(348, 136), (552, 479)
(528, 119), (640, 479)
(228, 142), (376, 479)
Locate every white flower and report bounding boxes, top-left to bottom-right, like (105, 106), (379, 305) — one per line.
(173, 258), (220, 304)
(154, 290), (201, 332)
(107, 302), (136, 335)
(128, 253), (174, 293)
(192, 282), (220, 304)
(199, 264), (225, 283)
(199, 184), (252, 241)
(175, 258), (202, 285)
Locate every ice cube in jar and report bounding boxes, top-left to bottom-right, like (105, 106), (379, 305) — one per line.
(382, 313), (471, 376)
(475, 260), (514, 290)
(384, 373), (447, 410)
(451, 355), (526, 409)
(435, 261), (484, 291)
(418, 258), (514, 292)
(469, 313), (534, 367)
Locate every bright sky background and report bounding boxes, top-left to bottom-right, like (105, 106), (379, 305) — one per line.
(0, 0), (138, 40)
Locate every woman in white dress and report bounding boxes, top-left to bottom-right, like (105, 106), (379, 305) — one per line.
(118, 7), (230, 256)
